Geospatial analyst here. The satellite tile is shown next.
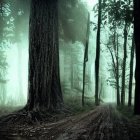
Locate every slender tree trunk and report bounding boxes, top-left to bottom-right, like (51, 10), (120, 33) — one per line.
(128, 35), (134, 106)
(116, 34), (120, 106)
(82, 60), (86, 106)
(108, 0), (120, 105)
(134, 0), (140, 114)
(99, 81), (103, 102)
(26, 0), (63, 112)
(82, 13), (90, 107)
(121, 21), (128, 106)
(95, 0), (102, 106)
(113, 26), (120, 106)
(109, 18), (120, 106)
(107, 44), (120, 105)
(71, 47), (74, 89)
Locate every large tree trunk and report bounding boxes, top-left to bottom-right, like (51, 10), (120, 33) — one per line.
(121, 22), (128, 106)
(26, 0), (63, 112)
(95, 0), (102, 106)
(134, 0), (140, 114)
(128, 35), (134, 107)
(82, 13), (90, 107)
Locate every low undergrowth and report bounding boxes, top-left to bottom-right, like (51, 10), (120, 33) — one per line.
(117, 105), (140, 140)
(117, 105), (134, 119)
(64, 95), (95, 114)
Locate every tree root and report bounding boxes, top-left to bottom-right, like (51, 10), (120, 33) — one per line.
(0, 105), (73, 126)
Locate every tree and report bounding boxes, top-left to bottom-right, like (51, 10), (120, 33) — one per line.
(25, 0), (63, 113)
(82, 12), (90, 106)
(95, 0), (102, 106)
(101, 0), (133, 106)
(128, 35), (134, 106)
(107, 12), (121, 106)
(116, 34), (121, 105)
(120, 0), (133, 105)
(134, 0), (140, 115)
(106, 38), (121, 106)
(121, 21), (129, 105)
(94, 0), (122, 106)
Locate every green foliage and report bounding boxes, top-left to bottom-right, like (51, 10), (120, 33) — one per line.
(92, 0), (133, 31)
(105, 0), (133, 30)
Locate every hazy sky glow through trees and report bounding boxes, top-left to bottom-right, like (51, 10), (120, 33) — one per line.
(83, 0), (98, 11)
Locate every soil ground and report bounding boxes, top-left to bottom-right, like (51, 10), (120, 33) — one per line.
(0, 104), (140, 140)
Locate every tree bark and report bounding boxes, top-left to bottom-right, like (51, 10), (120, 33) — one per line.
(128, 35), (134, 107)
(95, 0), (102, 106)
(134, 0), (140, 114)
(26, 0), (63, 112)
(121, 21), (128, 106)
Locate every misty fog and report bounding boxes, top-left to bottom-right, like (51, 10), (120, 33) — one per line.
(0, 0), (135, 107)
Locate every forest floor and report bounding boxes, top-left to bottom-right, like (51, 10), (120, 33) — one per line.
(0, 104), (140, 140)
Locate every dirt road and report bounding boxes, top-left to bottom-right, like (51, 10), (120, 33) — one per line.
(0, 104), (139, 140)
(56, 104), (131, 140)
